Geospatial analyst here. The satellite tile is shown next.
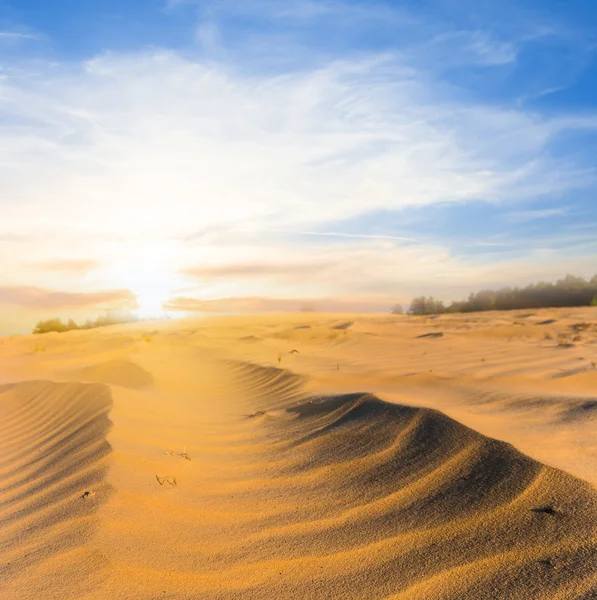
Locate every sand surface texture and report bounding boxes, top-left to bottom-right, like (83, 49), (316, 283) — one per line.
(1, 308), (596, 599)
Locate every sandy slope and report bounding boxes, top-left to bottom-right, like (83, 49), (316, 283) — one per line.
(1, 308), (596, 599)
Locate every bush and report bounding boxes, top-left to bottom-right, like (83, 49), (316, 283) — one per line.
(33, 311), (139, 334)
(32, 318), (73, 334)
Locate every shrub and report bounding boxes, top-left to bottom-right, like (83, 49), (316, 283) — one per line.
(33, 311), (139, 334)
(32, 318), (72, 334)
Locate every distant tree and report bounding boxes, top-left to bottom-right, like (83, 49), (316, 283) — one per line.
(557, 274), (586, 288)
(391, 304), (404, 315)
(408, 297), (426, 315)
(592, 296), (597, 307)
(299, 303), (316, 313)
(446, 301), (465, 313)
(411, 273), (597, 315)
(430, 298), (446, 314)
(408, 296), (446, 315)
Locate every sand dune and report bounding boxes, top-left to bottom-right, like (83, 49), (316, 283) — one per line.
(1, 308), (596, 598)
(0, 381), (112, 600)
(65, 359), (154, 389)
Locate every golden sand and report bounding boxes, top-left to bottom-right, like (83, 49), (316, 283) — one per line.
(1, 308), (596, 599)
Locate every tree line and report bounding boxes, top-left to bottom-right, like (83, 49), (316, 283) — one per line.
(393, 274), (597, 316)
(33, 311), (140, 334)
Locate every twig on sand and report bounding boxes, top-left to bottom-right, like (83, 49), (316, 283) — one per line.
(156, 475), (177, 486)
(247, 410), (267, 418)
(278, 349), (300, 364)
(165, 449), (192, 461)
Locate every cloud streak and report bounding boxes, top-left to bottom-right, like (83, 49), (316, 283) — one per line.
(29, 259), (101, 274)
(164, 295), (392, 313)
(0, 286), (138, 310)
(184, 261), (333, 280)
(0, 31), (39, 41)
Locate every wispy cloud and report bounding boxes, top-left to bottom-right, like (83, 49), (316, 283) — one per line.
(186, 228), (416, 243)
(0, 50), (593, 242)
(0, 44), (595, 310)
(284, 231), (417, 242)
(0, 285), (137, 310)
(29, 259), (100, 274)
(169, 0), (411, 24)
(424, 31), (518, 67)
(0, 31), (39, 41)
(164, 295), (392, 313)
(184, 261), (333, 280)
(503, 207), (568, 224)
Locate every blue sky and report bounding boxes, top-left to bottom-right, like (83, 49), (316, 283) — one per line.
(0, 0), (596, 328)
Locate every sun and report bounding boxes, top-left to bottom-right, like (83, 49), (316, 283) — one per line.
(135, 287), (168, 319)
(127, 268), (175, 319)
(107, 242), (179, 320)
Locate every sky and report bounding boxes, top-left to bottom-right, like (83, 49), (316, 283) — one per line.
(1, 0), (597, 333)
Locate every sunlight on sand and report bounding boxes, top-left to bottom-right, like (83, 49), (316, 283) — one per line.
(1, 309), (596, 599)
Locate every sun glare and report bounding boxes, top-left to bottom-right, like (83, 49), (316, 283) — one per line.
(130, 268), (176, 319)
(135, 288), (168, 319)
(108, 243), (180, 320)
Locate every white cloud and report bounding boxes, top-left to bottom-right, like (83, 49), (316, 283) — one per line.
(0, 50), (591, 241)
(0, 28), (596, 311)
(174, 225), (597, 304)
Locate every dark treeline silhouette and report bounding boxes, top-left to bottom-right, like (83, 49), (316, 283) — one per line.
(407, 274), (597, 315)
(33, 311), (140, 334)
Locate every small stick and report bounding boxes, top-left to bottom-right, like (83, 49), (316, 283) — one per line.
(156, 475), (178, 486)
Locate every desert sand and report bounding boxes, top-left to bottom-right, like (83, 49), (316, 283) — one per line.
(1, 308), (596, 599)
